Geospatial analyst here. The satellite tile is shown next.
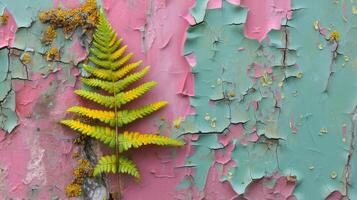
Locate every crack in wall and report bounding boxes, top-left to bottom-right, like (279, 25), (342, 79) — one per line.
(342, 105), (357, 199)
(280, 15), (292, 83)
(323, 41), (340, 93)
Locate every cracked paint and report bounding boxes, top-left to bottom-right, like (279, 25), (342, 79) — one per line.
(177, 0), (357, 199)
(1, 0), (357, 199)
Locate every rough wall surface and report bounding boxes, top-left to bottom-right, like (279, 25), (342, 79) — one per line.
(0, 0), (356, 199)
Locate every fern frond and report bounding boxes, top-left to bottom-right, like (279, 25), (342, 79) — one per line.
(60, 120), (183, 153)
(92, 38), (122, 56)
(66, 106), (114, 124)
(114, 53), (134, 70)
(88, 52), (135, 70)
(93, 155), (140, 179)
(89, 10), (135, 71)
(119, 131), (184, 152)
(75, 81), (157, 108)
(115, 101), (168, 126)
(92, 32), (116, 48)
(67, 101), (167, 127)
(110, 45), (127, 61)
(113, 59), (141, 78)
(74, 90), (114, 108)
(116, 81), (157, 105)
(88, 56), (113, 69)
(60, 119), (117, 148)
(83, 61), (143, 81)
(61, 9), (183, 181)
(80, 66), (150, 93)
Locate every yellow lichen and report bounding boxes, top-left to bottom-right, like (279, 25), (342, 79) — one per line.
(42, 26), (57, 45)
(73, 167), (85, 179)
(74, 177), (85, 184)
(72, 158), (93, 184)
(66, 158), (93, 196)
(66, 183), (82, 197)
(39, 0), (97, 37)
(73, 135), (88, 145)
(46, 47), (60, 61)
(228, 91), (236, 97)
(261, 73), (272, 86)
(20, 52), (32, 65)
(330, 31), (340, 41)
(0, 12), (9, 25)
(78, 159), (91, 170)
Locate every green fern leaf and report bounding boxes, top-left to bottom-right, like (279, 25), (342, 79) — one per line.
(92, 38), (121, 56)
(119, 131), (184, 152)
(74, 81), (157, 108)
(80, 66), (150, 93)
(93, 155), (140, 179)
(83, 60), (142, 81)
(60, 119), (117, 148)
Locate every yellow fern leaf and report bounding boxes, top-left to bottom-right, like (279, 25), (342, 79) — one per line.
(119, 131), (184, 152)
(66, 106), (114, 124)
(110, 45), (127, 61)
(114, 53), (134, 70)
(60, 119), (117, 148)
(67, 101), (167, 127)
(93, 155), (140, 179)
(116, 81), (157, 105)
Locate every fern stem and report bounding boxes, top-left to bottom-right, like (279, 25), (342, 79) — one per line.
(113, 77), (123, 199)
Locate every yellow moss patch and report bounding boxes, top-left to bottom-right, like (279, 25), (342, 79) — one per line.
(39, 0), (97, 37)
(66, 183), (82, 197)
(73, 158), (93, 184)
(0, 12), (9, 25)
(78, 159), (91, 170)
(330, 30), (340, 41)
(20, 52), (32, 65)
(42, 26), (57, 45)
(73, 167), (85, 179)
(46, 47), (60, 61)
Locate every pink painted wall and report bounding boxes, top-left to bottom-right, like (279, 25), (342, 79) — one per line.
(0, 0), (299, 199)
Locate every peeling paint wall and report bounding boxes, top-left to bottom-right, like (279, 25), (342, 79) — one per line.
(0, 0), (356, 199)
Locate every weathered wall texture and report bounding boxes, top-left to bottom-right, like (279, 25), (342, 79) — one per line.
(0, 0), (356, 199)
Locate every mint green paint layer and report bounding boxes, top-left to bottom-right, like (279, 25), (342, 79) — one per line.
(0, 48), (17, 133)
(0, 0), (102, 133)
(180, 1), (357, 199)
(0, 0), (53, 27)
